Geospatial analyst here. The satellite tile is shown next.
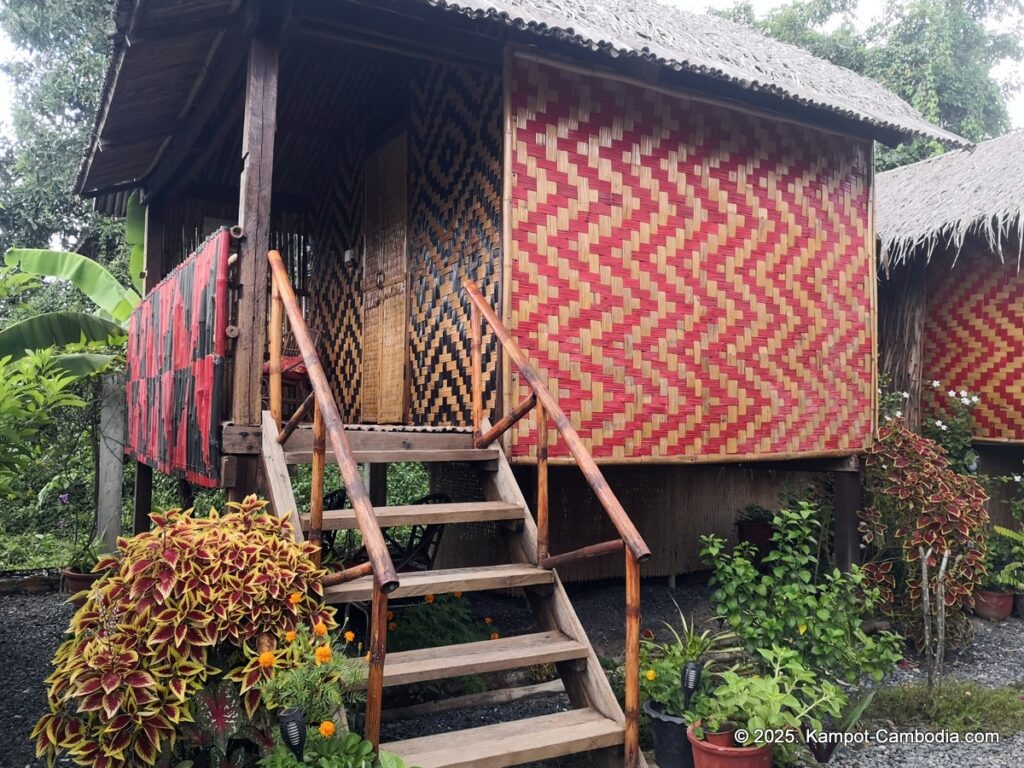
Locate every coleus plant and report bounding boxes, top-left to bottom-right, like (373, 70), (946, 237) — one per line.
(862, 421), (989, 647)
(33, 496), (335, 768)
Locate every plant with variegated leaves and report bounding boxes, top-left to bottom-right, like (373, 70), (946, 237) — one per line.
(32, 495), (334, 768)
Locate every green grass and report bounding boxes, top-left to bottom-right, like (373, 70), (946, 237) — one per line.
(866, 681), (1024, 735)
(0, 531), (73, 570)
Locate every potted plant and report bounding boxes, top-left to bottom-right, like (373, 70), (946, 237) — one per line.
(686, 646), (845, 768)
(735, 505), (774, 563)
(992, 525), (1024, 617)
(62, 540), (102, 607)
(975, 534), (1014, 621)
(640, 608), (738, 768)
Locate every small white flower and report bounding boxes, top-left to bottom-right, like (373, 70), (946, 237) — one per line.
(1014, 475), (1022, 483)
(960, 389), (968, 398)
(948, 390), (957, 398)
(971, 395), (980, 404)
(961, 397), (971, 406)
(932, 380), (941, 388)
(894, 410), (903, 418)
(941, 424), (949, 432)
(884, 415), (893, 422)
(901, 391), (910, 399)
(935, 419), (944, 427)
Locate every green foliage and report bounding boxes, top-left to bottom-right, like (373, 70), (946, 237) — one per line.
(386, 463), (429, 506)
(639, 604), (739, 718)
(702, 502), (903, 685)
(0, 531), (73, 569)
(692, 646), (846, 747)
(259, 733), (409, 768)
(719, 0), (1023, 169)
(921, 382), (980, 475)
(177, 679), (272, 767)
(993, 525), (1024, 591)
(258, 624), (366, 727)
(387, 593), (493, 653)
(866, 681), (1024, 736)
(124, 192), (147, 293)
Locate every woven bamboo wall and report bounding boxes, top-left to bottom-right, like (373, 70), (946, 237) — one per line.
(508, 58), (875, 463)
(407, 63), (503, 425)
(922, 247), (1024, 442)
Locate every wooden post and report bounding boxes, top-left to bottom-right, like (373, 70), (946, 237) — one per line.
(536, 401), (549, 562)
(624, 552), (641, 768)
(471, 302), (482, 441)
(834, 467), (863, 572)
(365, 587), (389, 749)
(134, 203), (166, 533)
(369, 463), (388, 508)
(231, 34), (279, 500)
(97, 373), (125, 552)
(309, 398), (325, 566)
(268, 272), (283, 429)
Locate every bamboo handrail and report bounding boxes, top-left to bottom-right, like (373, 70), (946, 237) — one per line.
(463, 279), (652, 563)
(463, 277), (649, 768)
(267, 251), (399, 592)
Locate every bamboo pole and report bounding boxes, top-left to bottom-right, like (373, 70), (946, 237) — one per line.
(624, 552), (641, 768)
(462, 278), (651, 563)
(321, 561), (373, 588)
(471, 302), (483, 442)
(540, 538), (623, 570)
(536, 401), (549, 562)
(365, 587), (388, 749)
(309, 398), (325, 566)
(476, 393), (536, 448)
(268, 250), (398, 592)
(268, 274), (283, 429)
(277, 391), (314, 445)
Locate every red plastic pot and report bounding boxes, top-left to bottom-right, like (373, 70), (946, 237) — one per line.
(688, 726), (772, 768)
(975, 589), (1014, 621)
(63, 568), (102, 608)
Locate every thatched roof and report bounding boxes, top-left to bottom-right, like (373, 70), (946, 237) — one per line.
(877, 131), (1024, 269)
(79, 0), (965, 200)
(427, 0), (965, 147)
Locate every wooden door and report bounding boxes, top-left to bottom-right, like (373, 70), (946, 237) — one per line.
(361, 133), (409, 423)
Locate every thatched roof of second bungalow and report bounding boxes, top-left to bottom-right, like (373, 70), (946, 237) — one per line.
(877, 130), (1024, 269)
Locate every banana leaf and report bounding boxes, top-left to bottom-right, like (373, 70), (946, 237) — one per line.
(4, 248), (141, 323)
(54, 353), (117, 377)
(125, 191), (146, 294)
(0, 312), (126, 361)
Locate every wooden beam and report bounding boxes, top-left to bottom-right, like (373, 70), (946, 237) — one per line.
(230, 34), (279, 499)
(834, 467), (863, 572)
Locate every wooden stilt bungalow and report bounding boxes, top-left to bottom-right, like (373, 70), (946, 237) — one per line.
(877, 130), (1024, 523)
(78, 1), (960, 764)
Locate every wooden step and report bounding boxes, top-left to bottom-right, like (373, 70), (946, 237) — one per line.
(382, 707), (624, 768)
(284, 447), (500, 465)
(353, 631), (587, 689)
(300, 501), (523, 531)
(323, 564), (553, 604)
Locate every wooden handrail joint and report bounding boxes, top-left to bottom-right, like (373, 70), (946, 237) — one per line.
(475, 392), (536, 448)
(540, 539), (624, 570)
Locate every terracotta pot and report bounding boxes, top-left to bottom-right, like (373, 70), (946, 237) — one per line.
(63, 568), (102, 608)
(975, 589), (1014, 621)
(688, 726), (773, 768)
(705, 723), (738, 748)
(644, 701), (695, 768)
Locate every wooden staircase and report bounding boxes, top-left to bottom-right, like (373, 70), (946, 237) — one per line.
(263, 250), (650, 768)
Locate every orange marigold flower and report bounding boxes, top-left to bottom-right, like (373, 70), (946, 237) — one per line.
(319, 720), (336, 738)
(288, 592), (302, 605)
(388, 622), (398, 631)
(490, 632), (500, 641)
(258, 651), (276, 669)
(314, 645), (333, 665)
(365, 652), (372, 662)
(484, 616), (493, 625)
(344, 630), (356, 643)
(285, 630), (297, 643)
(454, 591), (463, 599)
(313, 622), (328, 637)
(424, 594), (435, 604)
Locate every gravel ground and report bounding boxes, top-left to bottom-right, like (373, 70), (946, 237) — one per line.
(6, 582), (1024, 767)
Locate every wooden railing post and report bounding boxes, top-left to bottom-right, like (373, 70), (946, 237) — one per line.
(536, 401), (549, 562)
(365, 587), (388, 749)
(268, 264), (283, 429)
(624, 552), (641, 768)
(470, 302), (483, 443)
(309, 398), (325, 566)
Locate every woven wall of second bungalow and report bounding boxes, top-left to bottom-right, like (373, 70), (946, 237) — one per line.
(507, 58), (875, 463)
(922, 249), (1024, 442)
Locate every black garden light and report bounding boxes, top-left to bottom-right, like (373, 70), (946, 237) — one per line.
(278, 707), (307, 760)
(682, 660), (702, 708)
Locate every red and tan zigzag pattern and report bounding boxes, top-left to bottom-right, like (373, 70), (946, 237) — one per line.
(508, 58), (875, 462)
(923, 252), (1024, 441)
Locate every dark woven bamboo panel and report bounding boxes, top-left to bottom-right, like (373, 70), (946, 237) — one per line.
(922, 249), (1024, 442)
(508, 58), (875, 462)
(407, 63), (503, 426)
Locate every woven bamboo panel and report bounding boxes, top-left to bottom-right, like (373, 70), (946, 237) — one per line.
(922, 250), (1024, 441)
(407, 62), (503, 425)
(508, 58), (875, 462)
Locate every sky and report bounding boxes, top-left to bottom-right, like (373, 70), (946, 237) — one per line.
(0, 0), (1021, 135)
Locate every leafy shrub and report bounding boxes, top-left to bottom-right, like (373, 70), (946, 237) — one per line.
(387, 593), (492, 653)
(259, 733), (409, 768)
(862, 420), (989, 647)
(701, 502), (903, 685)
(33, 496), (334, 767)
